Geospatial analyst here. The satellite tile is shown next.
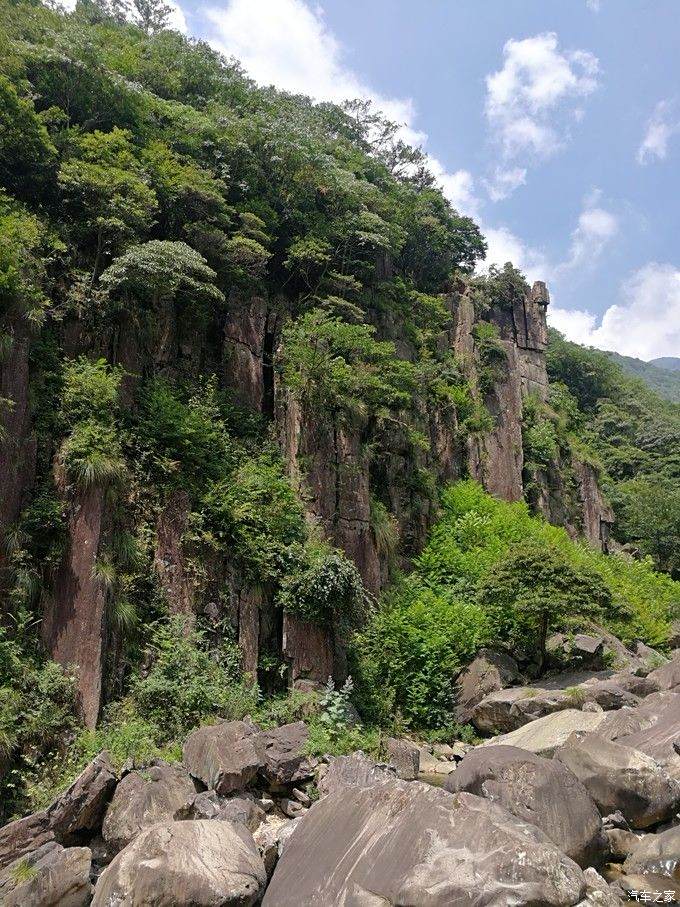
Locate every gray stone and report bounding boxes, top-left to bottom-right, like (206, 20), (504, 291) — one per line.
(417, 746), (456, 775)
(479, 708), (606, 756)
(576, 868), (624, 906)
(0, 842), (92, 907)
(318, 752), (396, 798)
(454, 649), (521, 723)
(279, 797), (306, 819)
(445, 745), (604, 867)
(91, 820), (267, 906)
(102, 759), (195, 852)
(385, 737), (420, 780)
(0, 752), (116, 871)
(183, 719), (262, 794)
(598, 689), (680, 774)
(262, 780), (586, 906)
(555, 732), (680, 829)
(191, 790), (266, 831)
(605, 828), (646, 861)
(256, 721), (314, 788)
(624, 824), (680, 879)
(648, 651), (680, 692)
(547, 633), (607, 670)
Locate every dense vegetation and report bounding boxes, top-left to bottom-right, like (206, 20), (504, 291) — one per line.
(607, 350), (680, 403)
(0, 0), (678, 823)
(354, 481), (678, 729)
(546, 331), (680, 577)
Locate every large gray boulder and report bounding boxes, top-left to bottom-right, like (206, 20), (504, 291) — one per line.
(256, 721), (314, 788)
(479, 708), (606, 756)
(183, 719), (262, 794)
(191, 791), (266, 832)
(454, 649), (521, 723)
(317, 751), (396, 798)
(102, 759), (196, 852)
(0, 752), (116, 870)
(555, 732), (680, 829)
(263, 780), (587, 906)
(577, 867), (624, 906)
(597, 689), (680, 775)
(623, 824), (680, 880)
(0, 842), (92, 907)
(91, 820), (267, 906)
(648, 652), (680, 691)
(445, 745), (604, 866)
(472, 679), (642, 735)
(385, 737), (420, 780)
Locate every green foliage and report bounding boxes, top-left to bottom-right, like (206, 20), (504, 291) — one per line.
(59, 358), (125, 488)
(129, 616), (257, 739)
(0, 192), (55, 323)
(277, 542), (367, 627)
(353, 581), (489, 728)
(477, 542), (612, 665)
(472, 320), (506, 395)
(611, 477), (680, 578)
(0, 75), (56, 198)
(470, 262), (529, 314)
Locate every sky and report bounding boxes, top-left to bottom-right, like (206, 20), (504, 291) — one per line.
(63, 0), (680, 360)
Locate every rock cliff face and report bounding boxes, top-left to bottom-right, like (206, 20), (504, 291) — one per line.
(0, 277), (614, 720)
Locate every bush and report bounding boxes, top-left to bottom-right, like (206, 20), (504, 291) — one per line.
(353, 582), (489, 728)
(129, 617), (257, 739)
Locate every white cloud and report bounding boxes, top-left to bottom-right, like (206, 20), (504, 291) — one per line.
(555, 190), (618, 274)
(484, 166), (527, 201)
(549, 263), (680, 359)
(484, 33), (599, 198)
(586, 0), (601, 11)
(481, 224), (547, 284)
(204, 0), (486, 219)
(637, 100), (680, 164)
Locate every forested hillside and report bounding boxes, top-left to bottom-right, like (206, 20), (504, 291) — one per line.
(606, 349), (680, 403)
(0, 0), (678, 856)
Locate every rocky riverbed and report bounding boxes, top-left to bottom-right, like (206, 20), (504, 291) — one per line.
(2, 632), (680, 904)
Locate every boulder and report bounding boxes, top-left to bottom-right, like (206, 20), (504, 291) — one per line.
(262, 780), (587, 906)
(555, 732), (680, 829)
(547, 633), (607, 670)
(611, 872), (680, 902)
(91, 820), (267, 906)
(102, 759), (195, 852)
(648, 652), (680, 692)
(479, 708), (606, 756)
(318, 752), (395, 798)
(253, 816), (299, 877)
(624, 824), (680, 879)
(385, 737), (420, 780)
(605, 828), (646, 861)
(256, 721), (314, 788)
(577, 867), (624, 906)
(183, 719), (262, 794)
(0, 752), (116, 870)
(445, 745), (604, 866)
(191, 791), (265, 831)
(454, 648), (521, 722)
(0, 842), (92, 907)
(418, 746), (456, 775)
(598, 689), (680, 774)
(472, 680), (641, 735)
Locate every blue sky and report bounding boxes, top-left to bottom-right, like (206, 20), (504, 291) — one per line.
(104, 0), (680, 359)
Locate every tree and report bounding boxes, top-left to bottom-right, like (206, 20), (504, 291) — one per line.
(131, 0), (173, 34)
(100, 239), (225, 311)
(0, 76), (56, 199)
(613, 477), (680, 577)
(476, 542), (612, 671)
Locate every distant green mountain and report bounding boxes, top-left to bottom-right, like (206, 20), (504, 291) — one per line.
(606, 352), (680, 402)
(651, 356), (680, 372)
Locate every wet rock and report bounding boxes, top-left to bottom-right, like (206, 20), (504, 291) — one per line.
(454, 649), (521, 722)
(91, 820), (266, 906)
(317, 752), (395, 798)
(385, 737), (420, 780)
(0, 842), (92, 907)
(182, 719), (262, 794)
(102, 759), (195, 852)
(479, 708), (606, 756)
(445, 745), (604, 867)
(624, 824), (680, 880)
(262, 780), (587, 906)
(555, 732), (680, 829)
(256, 721), (314, 788)
(0, 752), (116, 870)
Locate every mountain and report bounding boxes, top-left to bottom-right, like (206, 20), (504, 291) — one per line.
(651, 356), (680, 371)
(605, 351), (680, 402)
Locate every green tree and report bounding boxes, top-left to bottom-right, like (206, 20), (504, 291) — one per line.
(477, 542), (612, 671)
(614, 477), (680, 577)
(0, 76), (56, 198)
(131, 0), (173, 34)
